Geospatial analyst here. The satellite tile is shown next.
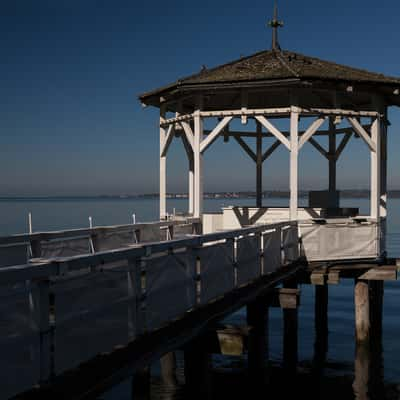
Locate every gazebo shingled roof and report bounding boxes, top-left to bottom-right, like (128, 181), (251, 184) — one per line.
(139, 49), (400, 107)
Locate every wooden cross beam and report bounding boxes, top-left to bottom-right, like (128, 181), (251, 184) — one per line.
(347, 117), (377, 152)
(298, 116), (328, 149)
(255, 115), (291, 150)
(160, 125), (175, 157)
(200, 116), (232, 154)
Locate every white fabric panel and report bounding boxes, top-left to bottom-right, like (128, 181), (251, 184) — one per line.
(262, 230), (281, 274)
(40, 237), (91, 258)
(282, 225), (299, 264)
(140, 225), (164, 242)
(145, 251), (195, 331)
(53, 265), (133, 374)
(300, 223), (379, 261)
(236, 235), (261, 286)
(196, 241), (235, 304)
(0, 243), (28, 267)
(93, 229), (136, 252)
(0, 282), (40, 399)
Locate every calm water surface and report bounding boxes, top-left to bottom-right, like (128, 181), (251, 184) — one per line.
(1, 197), (399, 399)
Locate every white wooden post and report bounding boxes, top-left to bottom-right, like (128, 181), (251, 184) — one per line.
(194, 98), (204, 218)
(380, 111), (387, 219)
(329, 117), (337, 193)
(256, 121), (262, 208)
(189, 147), (195, 216)
(370, 117), (381, 219)
(160, 105), (167, 220)
(290, 109), (299, 220)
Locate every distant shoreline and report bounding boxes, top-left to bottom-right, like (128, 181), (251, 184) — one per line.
(1, 190), (400, 200)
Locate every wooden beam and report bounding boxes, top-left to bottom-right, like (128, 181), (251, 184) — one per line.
(298, 116), (327, 149)
(262, 140), (281, 162)
(181, 132), (194, 215)
(216, 326), (250, 356)
(328, 117), (337, 192)
(370, 117), (381, 220)
(270, 287), (300, 309)
(358, 266), (397, 281)
(308, 137), (329, 159)
(160, 106), (167, 219)
(194, 99), (204, 218)
(347, 117), (377, 152)
(199, 107), (292, 118)
(180, 120), (194, 152)
(256, 122), (262, 207)
(200, 116), (232, 154)
(160, 125), (174, 157)
(335, 132), (352, 160)
(290, 110), (299, 220)
(204, 125), (371, 139)
(255, 115), (291, 150)
(233, 136), (257, 162)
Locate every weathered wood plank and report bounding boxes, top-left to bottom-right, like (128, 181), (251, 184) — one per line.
(358, 266), (397, 281)
(270, 288), (300, 309)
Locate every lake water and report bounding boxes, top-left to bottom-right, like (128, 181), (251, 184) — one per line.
(1, 197), (399, 400)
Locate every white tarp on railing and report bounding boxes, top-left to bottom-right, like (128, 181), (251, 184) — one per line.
(93, 229), (136, 252)
(40, 237), (92, 258)
(236, 235), (261, 286)
(300, 222), (379, 261)
(145, 251), (195, 331)
(262, 229), (281, 274)
(196, 241), (235, 304)
(52, 265), (133, 374)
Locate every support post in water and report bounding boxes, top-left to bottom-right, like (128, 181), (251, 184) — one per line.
(354, 279), (370, 344)
(160, 352), (178, 387)
(313, 284), (328, 369)
(131, 367), (151, 400)
(184, 337), (212, 399)
(283, 281), (298, 373)
(247, 297), (269, 384)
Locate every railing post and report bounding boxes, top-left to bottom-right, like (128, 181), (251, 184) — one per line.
(30, 279), (52, 383)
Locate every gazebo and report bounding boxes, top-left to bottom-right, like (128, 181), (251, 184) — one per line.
(139, 10), (400, 262)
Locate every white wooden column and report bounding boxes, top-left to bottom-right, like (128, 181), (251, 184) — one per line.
(290, 109), (299, 220)
(380, 111), (388, 219)
(189, 149), (195, 215)
(370, 117), (381, 219)
(160, 105), (167, 220)
(328, 117), (337, 192)
(256, 122), (263, 208)
(194, 98), (204, 218)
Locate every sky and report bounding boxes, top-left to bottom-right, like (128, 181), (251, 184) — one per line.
(1, 0), (399, 196)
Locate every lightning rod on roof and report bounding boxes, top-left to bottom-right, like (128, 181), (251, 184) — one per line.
(268, 1), (284, 51)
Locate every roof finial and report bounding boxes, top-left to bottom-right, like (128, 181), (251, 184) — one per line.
(268, 1), (284, 51)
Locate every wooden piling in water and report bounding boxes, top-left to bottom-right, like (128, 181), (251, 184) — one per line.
(184, 338), (212, 399)
(283, 282), (298, 373)
(160, 352), (178, 387)
(354, 279), (370, 344)
(246, 298), (269, 384)
(313, 284), (328, 368)
(131, 367), (151, 400)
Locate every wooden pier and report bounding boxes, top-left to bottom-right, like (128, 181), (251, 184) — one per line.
(0, 218), (398, 399)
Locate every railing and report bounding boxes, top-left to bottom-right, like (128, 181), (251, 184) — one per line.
(0, 220), (299, 399)
(0, 218), (201, 268)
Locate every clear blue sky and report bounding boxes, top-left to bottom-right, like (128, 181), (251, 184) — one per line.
(1, 0), (399, 196)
